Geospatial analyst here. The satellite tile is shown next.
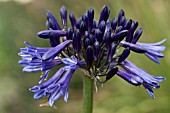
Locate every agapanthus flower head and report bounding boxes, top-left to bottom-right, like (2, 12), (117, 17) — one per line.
(19, 5), (166, 106)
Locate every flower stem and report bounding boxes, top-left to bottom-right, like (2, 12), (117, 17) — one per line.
(82, 75), (93, 113)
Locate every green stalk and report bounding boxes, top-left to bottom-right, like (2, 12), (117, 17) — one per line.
(82, 74), (93, 113)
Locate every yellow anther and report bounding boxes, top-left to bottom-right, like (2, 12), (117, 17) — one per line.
(40, 72), (44, 78)
(39, 102), (57, 110)
(39, 102), (50, 107)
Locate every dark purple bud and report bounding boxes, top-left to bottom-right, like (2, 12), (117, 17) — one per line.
(83, 31), (89, 47)
(86, 46), (94, 68)
(46, 20), (50, 28)
(89, 34), (95, 44)
(67, 27), (74, 39)
(103, 30), (111, 48)
(115, 26), (123, 34)
(118, 9), (125, 24)
(120, 41), (146, 53)
(111, 30), (128, 41)
(126, 21), (138, 42)
(46, 11), (61, 30)
(111, 18), (117, 31)
(130, 45), (146, 53)
(134, 21), (138, 28)
(105, 67), (118, 82)
(84, 31), (89, 38)
(82, 13), (88, 24)
(37, 30), (58, 39)
(99, 5), (110, 23)
(94, 41), (100, 59)
(49, 32), (60, 47)
(87, 8), (94, 31)
(99, 20), (106, 34)
(105, 21), (111, 32)
(118, 48), (130, 63)
(42, 40), (72, 60)
(93, 20), (97, 29)
(60, 5), (67, 27)
(46, 20), (54, 30)
(69, 12), (76, 28)
(37, 30), (67, 39)
(91, 29), (95, 35)
(95, 29), (103, 43)
(85, 38), (91, 49)
(76, 18), (82, 29)
(47, 18), (60, 30)
(73, 29), (81, 53)
(109, 43), (117, 60)
(123, 19), (132, 30)
(80, 21), (87, 33)
(118, 16), (126, 26)
(132, 28), (142, 44)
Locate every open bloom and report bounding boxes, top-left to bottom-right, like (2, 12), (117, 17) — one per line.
(18, 5), (166, 106)
(118, 60), (165, 98)
(136, 39), (166, 64)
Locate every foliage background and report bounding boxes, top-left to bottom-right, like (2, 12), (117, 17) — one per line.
(0, 0), (169, 113)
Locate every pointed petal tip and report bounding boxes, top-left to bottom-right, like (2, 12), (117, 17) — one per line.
(46, 10), (52, 16)
(64, 93), (68, 102)
(152, 96), (156, 99)
(48, 100), (54, 107)
(163, 77), (166, 81)
(22, 69), (26, 72)
(145, 88), (155, 99)
(24, 41), (30, 46)
(161, 38), (167, 43)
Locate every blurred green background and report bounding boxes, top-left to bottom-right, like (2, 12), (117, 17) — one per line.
(0, 0), (169, 113)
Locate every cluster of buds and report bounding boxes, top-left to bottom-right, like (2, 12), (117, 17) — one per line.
(18, 5), (166, 106)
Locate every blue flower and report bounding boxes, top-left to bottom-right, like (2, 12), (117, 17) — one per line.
(136, 38), (166, 64)
(118, 60), (165, 98)
(29, 68), (74, 106)
(18, 5), (166, 107)
(120, 39), (166, 64)
(18, 41), (72, 84)
(18, 41), (51, 72)
(29, 56), (83, 106)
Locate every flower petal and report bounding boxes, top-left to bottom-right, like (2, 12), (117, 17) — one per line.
(42, 40), (72, 60)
